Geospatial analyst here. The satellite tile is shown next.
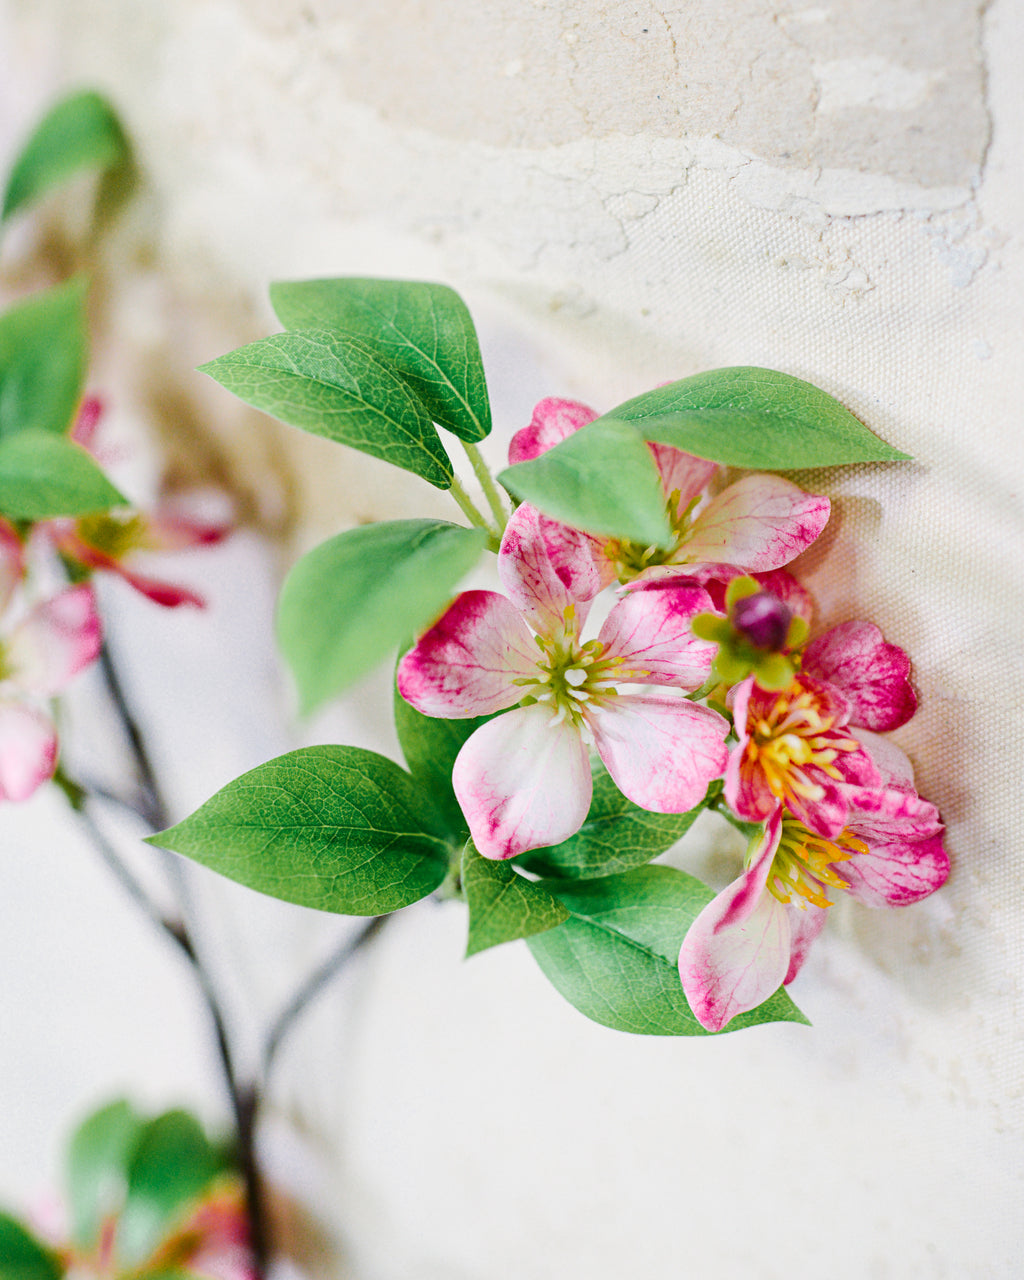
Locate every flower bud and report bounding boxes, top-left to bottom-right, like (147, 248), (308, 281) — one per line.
(731, 591), (792, 652)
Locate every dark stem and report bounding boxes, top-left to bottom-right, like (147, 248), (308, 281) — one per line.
(89, 640), (271, 1279)
(262, 914), (390, 1083)
(87, 639), (390, 1274)
(97, 644), (166, 830)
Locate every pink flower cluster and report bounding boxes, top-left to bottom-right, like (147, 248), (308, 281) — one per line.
(0, 397), (230, 807)
(0, 517), (101, 801)
(398, 397), (949, 1031)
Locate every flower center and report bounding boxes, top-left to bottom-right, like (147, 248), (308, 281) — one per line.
(605, 491), (702, 581)
(746, 685), (857, 806)
(512, 608), (623, 730)
(766, 816), (868, 909)
(75, 511), (147, 559)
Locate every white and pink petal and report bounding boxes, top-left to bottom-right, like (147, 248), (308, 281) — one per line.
(4, 585), (102, 697)
(803, 620), (916, 731)
(597, 580), (717, 689)
(397, 590), (538, 718)
(647, 444), (717, 518)
(0, 701), (58, 802)
(678, 812), (792, 1032)
(783, 900), (829, 983)
(0, 519), (25, 616)
(452, 704), (592, 858)
(681, 474), (830, 572)
(507, 398), (598, 465)
(497, 503), (612, 634)
(837, 784), (949, 907)
(589, 690), (728, 814)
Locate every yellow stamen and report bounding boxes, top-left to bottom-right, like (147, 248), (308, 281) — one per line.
(766, 817), (868, 908)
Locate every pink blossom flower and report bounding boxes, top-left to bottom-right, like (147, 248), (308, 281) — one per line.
(0, 519), (102, 801)
(52, 396), (232, 607)
(724, 616), (918, 836)
(725, 674), (881, 838)
(397, 510), (730, 859)
(174, 1183), (257, 1280)
(47, 502), (229, 608)
(678, 740), (949, 1032)
(508, 397), (830, 592)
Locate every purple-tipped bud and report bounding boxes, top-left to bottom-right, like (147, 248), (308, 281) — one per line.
(732, 591), (792, 652)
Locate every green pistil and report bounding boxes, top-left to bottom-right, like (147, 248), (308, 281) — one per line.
(513, 634), (622, 728)
(610, 492), (701, 582)
(76, 511), (147, 558)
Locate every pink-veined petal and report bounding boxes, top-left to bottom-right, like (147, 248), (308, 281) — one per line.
(783, 901), (829, 983)
(839, 831), (949, 908)
(497, 503), (612, 633)
(648, 444), (717, 518)
(453, 703), (592, 858)
(783, 772), (850, 841)
(597, 579), (717, 689)
(682, 474), (830, 572)
(589, 689), (728, 813)
(5, 585), (102, 696)
(853, 727), (916, 790)
(141, 506), (233, 551)
(0, 518), (24, 615)
(71, 395), (105, 450)
(803, 620), (916, 731)
(0, 701), (58, 801)
(678, 811), (791, 1031)
(723, 678), (779, 822)
(837, 784), (948, 907)
(397, 590), (538, 718)
(507, 398), (598, 465)
(109, 563), (207, 609)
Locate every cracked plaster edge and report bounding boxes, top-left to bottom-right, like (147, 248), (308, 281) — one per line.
(440, 128), (978, 222)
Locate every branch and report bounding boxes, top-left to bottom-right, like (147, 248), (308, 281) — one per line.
(261, 914), (390, 1082)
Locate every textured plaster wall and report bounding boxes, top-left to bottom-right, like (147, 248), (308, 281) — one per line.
(1, 1), (1022, 1277)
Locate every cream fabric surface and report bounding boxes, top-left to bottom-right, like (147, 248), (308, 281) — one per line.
(1, 1), (1022, 1276)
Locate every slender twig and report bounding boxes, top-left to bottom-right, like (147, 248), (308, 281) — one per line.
(97, 644), (166, 830)
(262, 915), (390, 1082)
(71, 797), (171, 929)
(461, 441), (509, 532)
(86, 638), (391, 1275)
(88, 640), (270, 1278)
(447, 473), (500, 544)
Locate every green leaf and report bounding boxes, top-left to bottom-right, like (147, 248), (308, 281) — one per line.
(497, 417), (673, 547)
(0, 429), (126, 519)
(0, 1212), (63, 1280)
(0, 278), (88, 439)
(603, 367), (911, 469)
(393, 675), (490, 837)
(270, 278), (492, 442)
(66, 1099), (143, 1251)
(2, 89), (130, 223)
(527, 865), (808, 1035)
(199, 330), (453, 488)
(148, 746), (452, 916)
(462, 842), (568, 956)
(278, 519), (486, 715)
(518, 762), (706, 880)
(116, 1111), (223, 1267)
